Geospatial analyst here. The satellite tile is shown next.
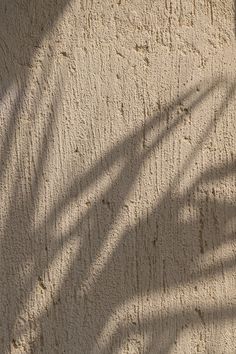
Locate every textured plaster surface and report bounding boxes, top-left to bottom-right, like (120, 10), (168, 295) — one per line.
(0, 1), (236, 353)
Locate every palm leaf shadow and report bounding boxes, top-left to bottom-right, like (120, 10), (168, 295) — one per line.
(0, 0), (70, 184)
(0, 2), (235, 352)
(7, 78), (235, 352)
(0, 1), (71, 352)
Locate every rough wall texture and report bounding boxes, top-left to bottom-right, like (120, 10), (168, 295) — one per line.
(0, 1), (236, 353)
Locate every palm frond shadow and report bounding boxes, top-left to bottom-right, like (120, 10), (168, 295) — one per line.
(0, 0), (70, 184)
(0, 1), (70, 352)
(0, 3), (235, 353)
(2, 77), (235, 353)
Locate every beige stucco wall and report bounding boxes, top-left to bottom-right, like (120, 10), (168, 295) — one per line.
(0, 1), (235, 353)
